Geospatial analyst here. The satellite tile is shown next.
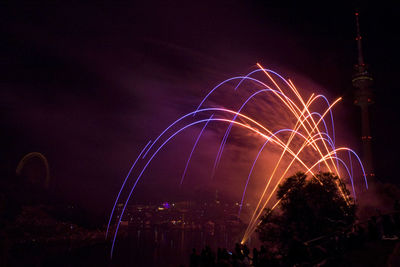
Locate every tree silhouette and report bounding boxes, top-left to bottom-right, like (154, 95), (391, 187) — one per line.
(256, 172), (356, 264)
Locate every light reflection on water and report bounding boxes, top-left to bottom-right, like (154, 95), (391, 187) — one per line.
(112, 227), (259, 267)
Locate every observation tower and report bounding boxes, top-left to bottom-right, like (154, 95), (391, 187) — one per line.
(352, 12), (375, 179)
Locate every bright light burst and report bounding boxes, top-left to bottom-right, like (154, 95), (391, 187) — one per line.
(106, 64), (368, 257)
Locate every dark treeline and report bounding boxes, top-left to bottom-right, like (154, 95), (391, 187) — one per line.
(188, 210), (400, 266)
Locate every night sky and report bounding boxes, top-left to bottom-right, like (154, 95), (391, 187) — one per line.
(2, 1), (400, 217)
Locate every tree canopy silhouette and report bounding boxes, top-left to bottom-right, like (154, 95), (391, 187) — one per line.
(256, 172), (356, 262)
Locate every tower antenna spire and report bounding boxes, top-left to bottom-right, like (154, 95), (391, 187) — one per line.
(355, 11), (365, 66)
(352, 10), (375, 180)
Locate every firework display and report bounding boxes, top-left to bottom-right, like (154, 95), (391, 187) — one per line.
(106, 64), (368, 257)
